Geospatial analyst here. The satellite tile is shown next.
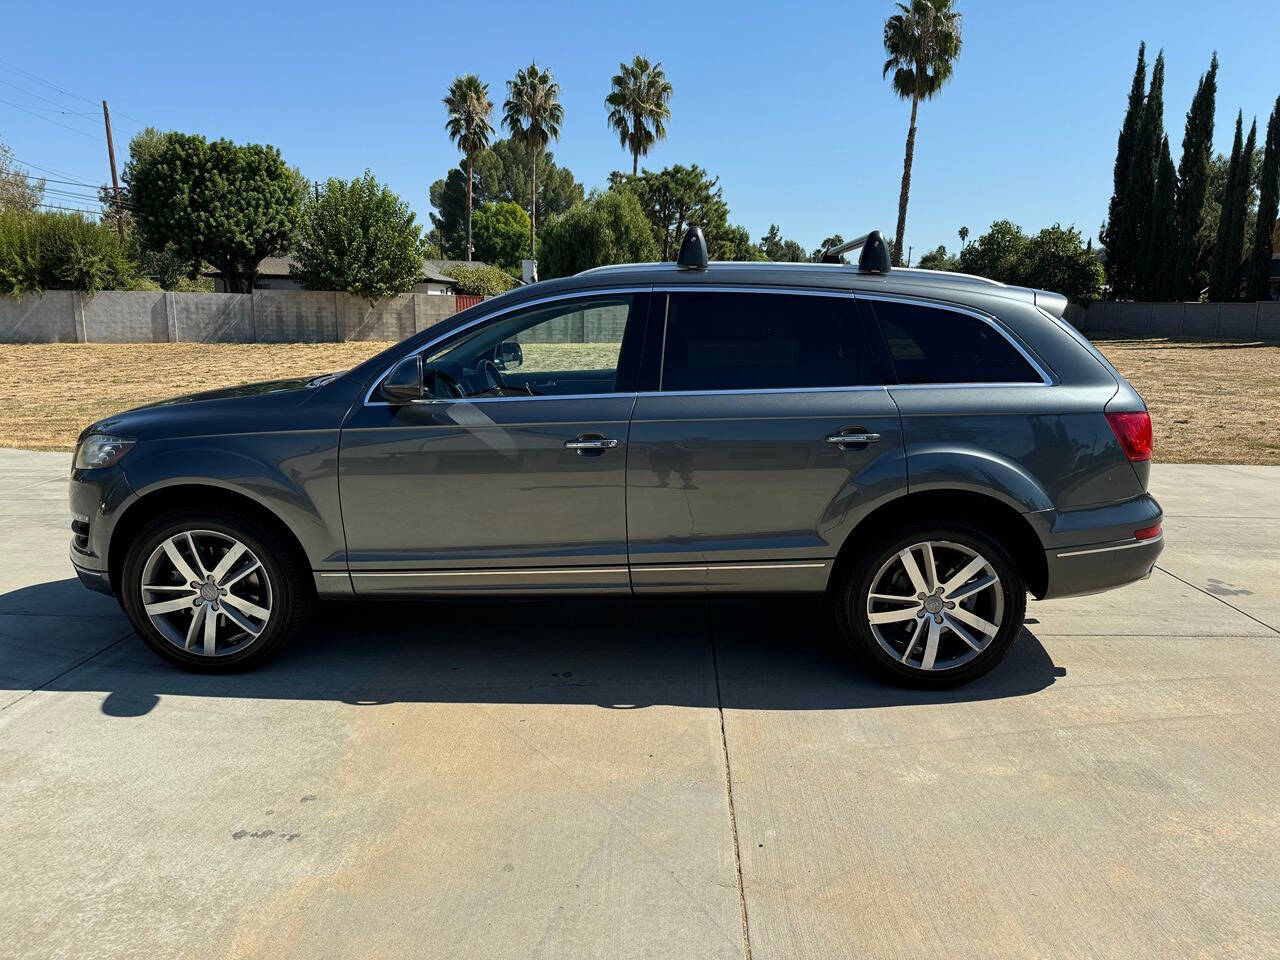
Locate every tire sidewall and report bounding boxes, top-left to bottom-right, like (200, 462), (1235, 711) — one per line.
(121, 511), (297, 672)
(841, 522), (1027, 687)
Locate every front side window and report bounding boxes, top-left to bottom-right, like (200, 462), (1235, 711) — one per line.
(419, 295), (637, 399)
(659, 292), (875, 391)
(868, 300), (1043, 384)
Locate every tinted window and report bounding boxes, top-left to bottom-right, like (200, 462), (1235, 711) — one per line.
(660, 292), (874, 391)
(870, 301), (1042, 384)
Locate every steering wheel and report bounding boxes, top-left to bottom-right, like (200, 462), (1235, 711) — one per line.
(431, 367), (465, 399)
(477, 358), (505, 394)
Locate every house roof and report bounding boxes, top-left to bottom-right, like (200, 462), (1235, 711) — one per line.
(206, 256), (492, 283)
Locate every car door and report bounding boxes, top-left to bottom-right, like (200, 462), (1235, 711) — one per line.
(626, 288), (906, 593)
(338, 291), (651, 596)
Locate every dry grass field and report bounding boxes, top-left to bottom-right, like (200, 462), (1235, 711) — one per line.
(0, 337), (1276, 463)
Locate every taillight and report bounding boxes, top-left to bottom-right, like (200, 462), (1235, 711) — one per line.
(1106, 411), (1153, 462)
(1134, 523), (1162, 541)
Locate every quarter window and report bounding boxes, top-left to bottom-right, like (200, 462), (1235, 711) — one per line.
(659, 292), (875, 391)
(868, 300), (1042, 384)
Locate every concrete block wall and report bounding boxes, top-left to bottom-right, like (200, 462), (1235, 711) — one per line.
(1070, 300), (1280, 342)
(0, 291), (78, 343)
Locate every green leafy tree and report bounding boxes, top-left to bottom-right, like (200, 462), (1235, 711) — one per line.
(1210, 113), (1254, 301)
(0, 209), (140, 295)
(713, 224), (766, 261)
(1172, 53), (1217, 300)
(444, 263), (517, 296)
(882, 0), (963, 267)
(812, 235), (848, 262)
(1247, 96), (1280, 301)
(470, 200), (530, 274)
(611, 164), (729, 260)
(291, 172), (424, 304)
(956, 219), (1026, 280)
(916, 244), (956, 270)
(0, 140), (43, 212)
(443, 74), (495, 262)
(130, 132), (300, 293)
(759, 224), (808, 262)
(1102, 43), (1147, 299)
(1019, 224), (1106, 303)
(538, 188), (660, 278)
(605, 56), (673, 176)
(503, 62), (564, 258)
(428, 140), (583, 259)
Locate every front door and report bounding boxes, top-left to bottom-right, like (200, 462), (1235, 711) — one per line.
(339, 292), (650, 596)
(626, 289), (905, 593)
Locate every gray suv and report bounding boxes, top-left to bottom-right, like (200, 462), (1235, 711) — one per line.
(68, 229), (1162, 686)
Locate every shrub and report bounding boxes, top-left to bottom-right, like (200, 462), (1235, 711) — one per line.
(445, 263), (517, 296)
(0, 209), (140, 296)
(537, 188), (659, 279)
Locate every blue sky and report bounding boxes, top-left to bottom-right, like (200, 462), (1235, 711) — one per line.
(2, 0), (1276, 260)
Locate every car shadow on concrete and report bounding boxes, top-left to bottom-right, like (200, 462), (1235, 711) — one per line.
(0, 579), (1065, 718)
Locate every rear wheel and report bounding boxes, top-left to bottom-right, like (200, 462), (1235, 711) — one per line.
(120, 510), (310, 672)
(837, 522), (1026, 687)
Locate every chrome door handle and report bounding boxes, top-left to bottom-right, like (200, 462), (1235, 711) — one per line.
(826, 432), (881, 445)
(564, 438), (620, 451)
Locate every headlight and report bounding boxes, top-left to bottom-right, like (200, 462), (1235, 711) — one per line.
(74, 434), (135, 470)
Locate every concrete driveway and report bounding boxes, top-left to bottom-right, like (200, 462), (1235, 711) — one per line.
(1, 448), (1276, 959)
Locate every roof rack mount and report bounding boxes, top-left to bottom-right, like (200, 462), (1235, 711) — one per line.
(821, 231), (891, 273)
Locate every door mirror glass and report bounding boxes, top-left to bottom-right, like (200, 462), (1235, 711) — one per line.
(380, 354), (424, 403)
(495, 340), (523, 371)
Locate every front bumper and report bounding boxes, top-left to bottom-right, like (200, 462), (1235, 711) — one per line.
(68, 461), (135, 596)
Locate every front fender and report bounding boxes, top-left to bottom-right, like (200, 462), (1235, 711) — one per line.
(120, 431), (344, 568)
(906, 444), (1054, 515)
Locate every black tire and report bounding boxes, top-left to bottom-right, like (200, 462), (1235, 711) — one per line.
(835, 521), (1026, 688)
(120, 509), (311, 673)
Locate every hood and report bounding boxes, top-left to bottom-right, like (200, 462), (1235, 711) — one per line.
(82, 374), (350, 444)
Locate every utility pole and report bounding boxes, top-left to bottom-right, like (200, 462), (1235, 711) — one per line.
(907, 245), (913, 268)
(101, 100), (124, 241)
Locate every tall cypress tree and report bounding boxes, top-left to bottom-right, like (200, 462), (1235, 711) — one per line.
(1211, 113), (1254, 301)
(1103, 43), (1147, 299)
(1126, 52), (1165, 299)
(1173, 53), (1218, 300)
(1143, 136), (1178, 300)
(1208, 112), (1239, 300)
(1246, 96), (1280, 301)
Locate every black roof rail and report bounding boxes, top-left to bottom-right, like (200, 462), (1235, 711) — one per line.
(820, 231), (891, 273)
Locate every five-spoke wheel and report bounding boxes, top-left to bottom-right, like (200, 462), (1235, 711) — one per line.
(122, 510), (309, 672)
(838, 523), (1025, 687)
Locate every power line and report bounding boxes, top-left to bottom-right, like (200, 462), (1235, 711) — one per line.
(0, 77), (98, 117)
(10, 155), (101, 183)
(0, 58), (148, 126)
(13, 172), (105, 190)
(0, 97), (102, 141)
(33, 202), (103, 215)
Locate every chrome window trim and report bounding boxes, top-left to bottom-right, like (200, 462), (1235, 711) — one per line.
(362, 286), (652, 407)
(856, 291), (1055, 387)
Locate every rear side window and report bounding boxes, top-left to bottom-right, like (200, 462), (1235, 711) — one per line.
(660, 292), (876, 391)
(868, 300), (1043, 384)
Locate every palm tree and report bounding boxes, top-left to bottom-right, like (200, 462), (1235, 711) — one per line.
(605, 55), (673, 176)
(503, 62), (564, 259)
(883, 0), (963, 266)
(443, 75), (495, 262)
(958, 225), (969, 248)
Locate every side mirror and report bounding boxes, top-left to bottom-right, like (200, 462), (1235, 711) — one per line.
(496, 340), (523, 371)
(380, 354), (424, 404)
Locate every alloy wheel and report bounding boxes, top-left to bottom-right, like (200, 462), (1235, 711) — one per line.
(865, 540), (1005, 672)
(139, 529), (273, 657)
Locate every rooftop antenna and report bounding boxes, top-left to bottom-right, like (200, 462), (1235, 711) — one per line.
(820, 230), (891, 273)
(676, 225), (708, 270)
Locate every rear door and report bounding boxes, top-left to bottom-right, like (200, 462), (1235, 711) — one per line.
(625, 288), (906, 593)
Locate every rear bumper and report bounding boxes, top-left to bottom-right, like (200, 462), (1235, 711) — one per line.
(1042, 532), (1163, 599)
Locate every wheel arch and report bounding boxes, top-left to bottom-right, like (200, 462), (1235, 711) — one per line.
(108, 483), (312, 598)
(828, 489), (1048, 600)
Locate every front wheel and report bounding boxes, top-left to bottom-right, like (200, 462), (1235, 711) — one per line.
(836, 523), (1027, 688)
(120, 510), (310, 672)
